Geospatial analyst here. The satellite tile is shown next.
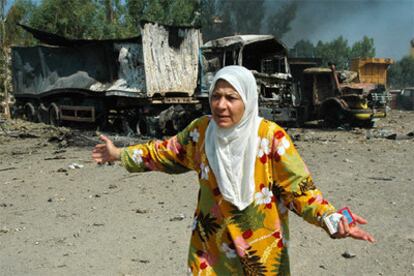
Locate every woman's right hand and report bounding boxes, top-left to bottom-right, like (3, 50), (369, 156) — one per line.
(92, 135), (122, 164)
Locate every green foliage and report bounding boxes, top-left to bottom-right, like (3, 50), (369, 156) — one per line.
(199, 0), (216, 41)
(227, 0), (265, 35)
(350, 36), (376, 59)
(29, 0), (100, 39)
(291, 36), (377, 70)
(167, 0), (199, 26)
(127, 0), (199, 27)
(125, 0), (145, 34)
(315, 36), (350, 69)
(289, 39), (315, 58)
(388, 56), (414, 89)
(3, 0), (36, 47)
(4, 0), (199, 42)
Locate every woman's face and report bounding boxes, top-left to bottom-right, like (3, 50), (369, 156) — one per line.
(210, 79), (245, 128)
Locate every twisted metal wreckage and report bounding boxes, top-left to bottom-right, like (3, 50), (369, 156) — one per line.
(10, 21), (392, 136)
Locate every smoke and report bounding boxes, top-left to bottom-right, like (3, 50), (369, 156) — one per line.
(265, 0), (414, 60)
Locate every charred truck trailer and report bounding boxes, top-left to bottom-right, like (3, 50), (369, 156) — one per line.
(11, 22), (203, 136)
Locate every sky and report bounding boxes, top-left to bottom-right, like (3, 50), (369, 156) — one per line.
(267, 0), (414, 61)
(5, 0), (414, 61)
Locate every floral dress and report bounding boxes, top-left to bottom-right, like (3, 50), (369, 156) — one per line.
(120, 116), (336, 275)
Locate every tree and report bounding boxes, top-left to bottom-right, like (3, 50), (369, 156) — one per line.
(95, 0), (131, 38)
(4, 0), (36, 46)
(266, 0), (297, 39)
(125, 0), (199, 32)
(29, 0), (102, 39)
(388, 56), (414, 89)
(167, 0), (199, 26)
(0, 0), (7, 117)
(350, 36), (375, 59)
(289, 39), (315, 57)
(200, 0), (265, 41)
(199, 0), (217, 41)
(228, 0), (265, 35)
(314, 36), (350, 69)
(125, 0), (145, 34)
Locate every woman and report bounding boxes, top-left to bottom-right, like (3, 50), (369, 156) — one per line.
(92, 66), (374, 275)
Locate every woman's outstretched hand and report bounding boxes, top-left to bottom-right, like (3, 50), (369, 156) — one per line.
(333, 213), (376, 243)
(92, 135), (122, 164)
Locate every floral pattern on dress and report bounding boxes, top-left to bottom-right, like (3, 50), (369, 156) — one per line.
(189, 128), (200, 143)
(272, 130), (291, 162)
(257, 137), (270, 163)
(255, 184), (274, 207)
(221, 243), (237, 258)
(200, 163), (209, 180)
(131, 149), (143, 165)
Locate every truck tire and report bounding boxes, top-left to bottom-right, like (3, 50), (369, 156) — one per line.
(323, 105), (345, 128)
(37, 103), (49, 124)
(295, 107), (306, 128)
(24, 103), (37, 122)
(135, 117), (148, 136)
(49, 103), (60, 126)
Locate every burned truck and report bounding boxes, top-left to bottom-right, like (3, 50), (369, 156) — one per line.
(200, 35), (298, 123)
(11, 22), (203, 136)
(293, 58), (393, 127)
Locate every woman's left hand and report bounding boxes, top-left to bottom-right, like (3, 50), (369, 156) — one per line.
(332, 213), (376, 243)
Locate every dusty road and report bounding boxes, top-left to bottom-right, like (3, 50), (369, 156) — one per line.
(1, 111), (413, 275)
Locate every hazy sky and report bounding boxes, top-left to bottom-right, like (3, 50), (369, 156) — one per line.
(5, 0), (414, 60)
(267, 0), (414, 61)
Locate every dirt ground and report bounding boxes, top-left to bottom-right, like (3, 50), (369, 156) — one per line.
(1, 110), (413, 276)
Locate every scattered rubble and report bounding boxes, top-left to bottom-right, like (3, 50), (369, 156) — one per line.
(342, 251), (356, 259)
(169, 213), (186, 221)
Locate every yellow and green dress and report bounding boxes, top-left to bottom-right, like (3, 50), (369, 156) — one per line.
(120, 115), (336, 275)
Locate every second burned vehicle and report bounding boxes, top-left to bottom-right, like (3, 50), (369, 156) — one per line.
(200, 35), (299, 124)
(291, 58), (393, 127)
(200, 36), (392, 128)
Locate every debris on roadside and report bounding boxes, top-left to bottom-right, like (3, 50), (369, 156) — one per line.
(170, 213), (185, 221)
(68, 163), (84, 169)
(342, 251), (356, 259)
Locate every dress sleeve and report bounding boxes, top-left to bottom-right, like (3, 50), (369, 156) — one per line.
(120, 117), (206, 174)
(269, 126), (336, 227)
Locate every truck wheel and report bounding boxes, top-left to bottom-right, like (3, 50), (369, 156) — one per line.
(24, 103), (37, 122)
(135, 118), (148, 136)
(37, 103), (49, 124)
(49, 103), (60, 126)
(323, 106), (345, 128)
(295, 107), (306, 128)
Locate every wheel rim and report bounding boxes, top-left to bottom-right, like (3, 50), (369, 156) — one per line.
(24, 103), (36, 122)
(135, 118), (147, 136)
(49, 103), (60, 126)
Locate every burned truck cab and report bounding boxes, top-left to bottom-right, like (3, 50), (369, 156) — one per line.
(200, 35), (297, 123)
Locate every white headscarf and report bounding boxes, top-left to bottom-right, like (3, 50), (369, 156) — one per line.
(205, 66), (262, 210)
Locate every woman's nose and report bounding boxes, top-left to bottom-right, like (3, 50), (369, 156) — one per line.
(217, 97), (227, 109)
